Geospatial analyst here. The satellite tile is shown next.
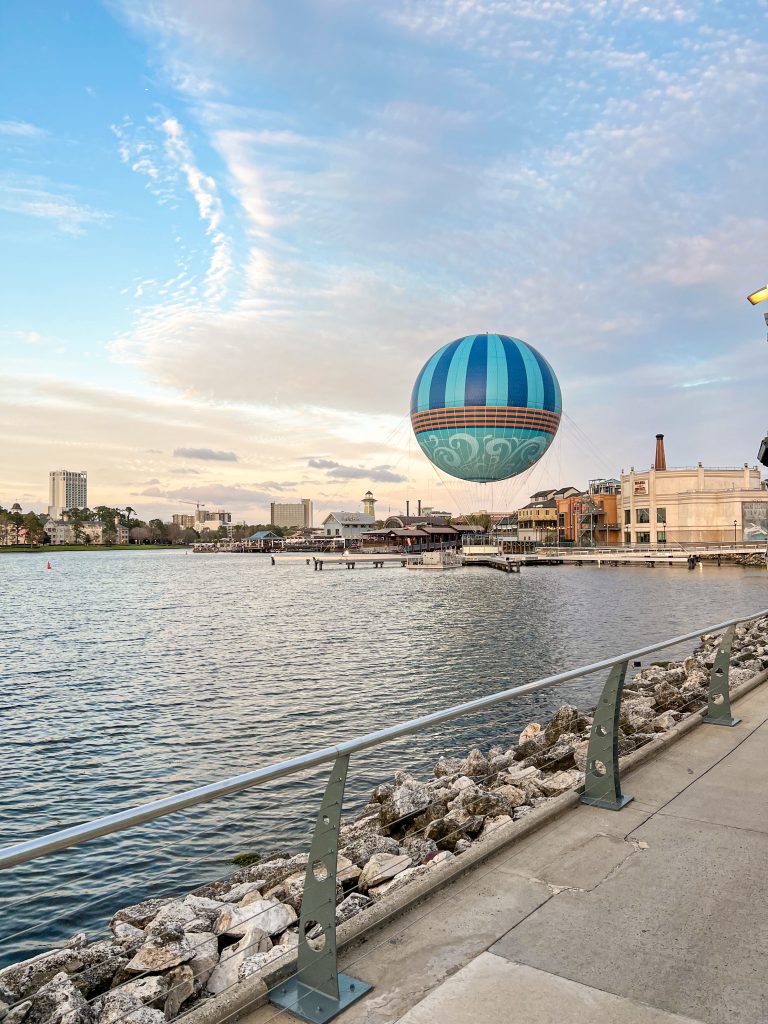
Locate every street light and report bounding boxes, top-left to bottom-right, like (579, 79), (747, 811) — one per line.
(747, 285), (768, 305)
(733, 520), (738, 546)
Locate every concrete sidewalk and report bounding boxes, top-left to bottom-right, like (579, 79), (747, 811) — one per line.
(245, 684), (768, 1024)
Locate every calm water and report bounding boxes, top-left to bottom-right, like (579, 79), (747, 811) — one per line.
(2, 550), (767, 963)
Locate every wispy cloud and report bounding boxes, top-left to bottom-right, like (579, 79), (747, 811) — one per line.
(0, 179), (109, 235)
(309, 458), (407, 483)
(173, 447), (238, 461)
(0, 120), (46, 138)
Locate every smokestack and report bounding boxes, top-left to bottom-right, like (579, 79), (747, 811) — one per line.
(654, 434), (667, 471)
(406, 500), (410, 518)
(417, 499), (422, 516)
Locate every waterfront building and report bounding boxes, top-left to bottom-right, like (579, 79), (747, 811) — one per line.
(48, 469), (87, 519)
(172, 514), (196, 529)
(558, 479), (621, 547)
(516, 486), (581, 544)
(270, 499), (313, 529)
(323, 511), (375, 539)
(43, 516), (75, 545)
(620, 435), (768, 544)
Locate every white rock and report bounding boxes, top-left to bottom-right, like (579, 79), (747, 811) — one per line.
(335, 893), (372, 925)
(451, 775), (475, 793)
(427, 851), (455, 868)
(519, 722), (542, 744)
(238, 947), (288, 981)
(187, 931), (219, 987)
(479, 814), (513, 840)
(358, 852), (412, 890)
(206, 927), (272, 995)
(126, 936), (194, 973)
(145, 902), (202, 938)
(100, 990), (165, 1024)
(368, 866), (425, 897)
(25, 972), (90, 1024)
(278, 930), (298, 948)
(214, 899), (296, 938)
(221, 882), (264, 904)
(111, 922), (145, 945)
(119, 976), (167, 1009)
(537, 770), (581, 797)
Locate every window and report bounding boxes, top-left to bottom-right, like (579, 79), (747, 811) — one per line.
(636, 507), (650, 523)
(624, 509), (630, 525)
(335, 528), (340, 536)
(656, 507), (666, 523)
(657, 531), (667, 543)
(636, 532), (651, 544)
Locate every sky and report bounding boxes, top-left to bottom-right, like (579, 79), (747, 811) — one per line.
(1, 0), (767, 525)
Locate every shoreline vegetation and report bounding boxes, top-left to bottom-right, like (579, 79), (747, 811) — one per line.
(0, 545), (182, 553)
(3, 618), (768, 1024)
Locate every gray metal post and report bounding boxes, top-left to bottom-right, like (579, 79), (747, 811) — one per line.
(703, 625), (741, 727)
(580, 659), (633, 810)
(270, 754), (371, 1023)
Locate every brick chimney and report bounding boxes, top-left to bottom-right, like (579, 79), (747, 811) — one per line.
(654, 433), (667, 471)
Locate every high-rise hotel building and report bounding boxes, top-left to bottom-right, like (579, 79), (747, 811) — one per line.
(49, 470), (88, 518)
(270, 498), (313, 529)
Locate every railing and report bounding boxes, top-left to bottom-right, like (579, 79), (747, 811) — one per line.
(2, 609), (767, 1023)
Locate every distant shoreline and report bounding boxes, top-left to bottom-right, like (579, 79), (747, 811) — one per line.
(0, 544), (183, 553)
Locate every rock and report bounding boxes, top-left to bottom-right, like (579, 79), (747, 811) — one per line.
(164, 966), (194, 1018)
(206, 927), (272, 995)
(214, 899), (296, 938)
(459, 792), (512, 817)
(620, 705), (656, 735)
(182, 895), (225, 923)
(537, 770), (581, 797)
(411, 799), (450, 832)
(653, 711), (681, 731)
(118, 977), (168, 1012)
(278, 930), (298, 948)
(187, 931), (218, 988)
(240, 856), (306, 891)
(400, 836), (438, 865)
(336, 855), (361, 887)
(238, 947), (287, 981)
(424, 814), (480, 851)
(341, 834), (400, 868)
(221, 882), (264, 904)
(488, 752), (515, 776)
(513, 806), (534, 820)
(379, 776), (430, 828)
(459, 749), (489, 778)
(653, 681), (685, 712)
(111, 899), (172, 931)
(358, 852), (412, 891)
(368, 866), (426, 898)
(573, 740), (590, 772)
(544, 705), (579, 745)
(335, 893), (372, 926)
(427, 850), (455, 868)
(531, 741), (576, 771)
(76, 942), (128, 997)
(434, 756), (463, 777)
(24, 972), (91, 1024)
(479, 815), (512, 840)
(499, 765), (540, 785)
(64, 935), (87, 952)
(99, 991), (164, 1024)
(111, 923), (144, 947)
(125, 935), (194, 973)
(4, 1002), (31, 1024)
(369, 782), (394, 803)
(0, 951), (84, 1002)
(453, 839), (472, 855)
(145, 902), (201, 939)
(518, 723), (542, 745)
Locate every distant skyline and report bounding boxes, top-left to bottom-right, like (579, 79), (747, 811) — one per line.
(2, 1), (768, 524)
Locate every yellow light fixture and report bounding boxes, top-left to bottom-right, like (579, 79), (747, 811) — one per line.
(747, 285), (768, 305)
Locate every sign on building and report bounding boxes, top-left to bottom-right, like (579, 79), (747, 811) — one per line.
(742, 502), (768, 542)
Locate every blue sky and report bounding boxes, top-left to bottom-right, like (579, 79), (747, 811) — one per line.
(1, 0), (767, 522)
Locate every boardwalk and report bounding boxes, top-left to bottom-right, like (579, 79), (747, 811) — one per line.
(243, 681), (768, 1024)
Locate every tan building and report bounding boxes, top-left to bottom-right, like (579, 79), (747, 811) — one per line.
(517, 487), (580, 543)
(48, 469), (87, 518)
(620, 436), (768, 544)
(172, 514), (196, 529)
(271, 498), (313, 529)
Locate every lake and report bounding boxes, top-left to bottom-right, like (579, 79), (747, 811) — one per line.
(2, 549), (766, 963)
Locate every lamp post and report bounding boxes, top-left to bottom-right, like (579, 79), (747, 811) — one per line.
(733, 520), (738, 546)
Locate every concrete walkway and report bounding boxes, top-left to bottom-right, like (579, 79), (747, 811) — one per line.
(245, 683), (768, 1024)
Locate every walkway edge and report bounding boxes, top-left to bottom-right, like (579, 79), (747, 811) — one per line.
(178, 666), (768, 1024)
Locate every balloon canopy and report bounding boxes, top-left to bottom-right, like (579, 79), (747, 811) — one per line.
(410, 333), (562, 483)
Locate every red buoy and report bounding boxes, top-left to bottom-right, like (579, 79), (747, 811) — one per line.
(47, 562), (52, 569)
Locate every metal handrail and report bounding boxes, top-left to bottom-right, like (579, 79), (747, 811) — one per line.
(2, 607), (766, 873)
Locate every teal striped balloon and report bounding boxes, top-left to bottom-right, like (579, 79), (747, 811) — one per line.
(411, 334), (562, 482)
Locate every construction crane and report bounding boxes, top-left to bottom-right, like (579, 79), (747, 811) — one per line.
(177, 500), (206, 512)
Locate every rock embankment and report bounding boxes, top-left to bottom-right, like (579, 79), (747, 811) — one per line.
(2, 617), (767, 1024)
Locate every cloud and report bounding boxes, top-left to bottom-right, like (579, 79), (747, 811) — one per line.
(309, 457), (407, 483)
(0, 120), (46, 138)
(173, 447), (238, 461)
(0, 179), (109, 235)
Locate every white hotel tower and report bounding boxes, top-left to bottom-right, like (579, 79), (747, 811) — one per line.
(49, 470), (88, 518)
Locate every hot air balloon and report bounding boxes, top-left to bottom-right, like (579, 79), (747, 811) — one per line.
(410, 333), (562, 483)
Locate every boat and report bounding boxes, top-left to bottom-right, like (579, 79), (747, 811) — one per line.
(406, 549), (463, 571)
